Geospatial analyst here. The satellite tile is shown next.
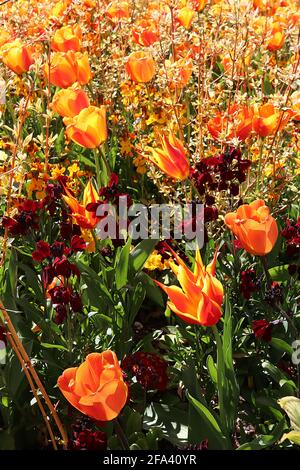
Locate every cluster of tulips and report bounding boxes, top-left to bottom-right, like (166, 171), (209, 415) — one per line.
(0, 0), (299, 452)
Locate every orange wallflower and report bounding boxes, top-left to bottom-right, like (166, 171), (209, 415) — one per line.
(164, 57), (192, 89)
(252, 103), (290, 137)
(125, 51), (156, 83)
(64, 105), (107, 148)
(51, 24), (82, 52)
(224, 199), (278, 256)
(207, 105), (253, 141)
(62, 180), (99, 229)
(177, 7), (195, 30)
(132, 19), (160, 47)
(147, 133), (190, 180)
(154, 247), (223, 327)
(267, 23), (285, 51)
(51, 84), (90, 117)
(106, 1), (130, 20)
(1, 39), (34, 74)
(57, 351), (128, 421)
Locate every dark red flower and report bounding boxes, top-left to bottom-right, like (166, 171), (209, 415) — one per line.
(240, 269), (259, 299)
(68, 417), (107, 451)
(71, 235), (86, 252)
(70, 293), (83, 312)
(0, 326), (7, 345)
(252, 319), (273, 342)
(32, 240), (51, 262)
(122, 352), (168, 391)
(53, 257), (72, 277)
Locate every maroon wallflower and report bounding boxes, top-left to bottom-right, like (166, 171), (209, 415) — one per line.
(68, 417), (107, 451)
(240, 269), (259, 299)
(0, 326), (7, 345)
(252, 319), (273, 342)
(32, 240), (51, 262)
(71, 235), (86, 252)
(122, 352), (168, 391)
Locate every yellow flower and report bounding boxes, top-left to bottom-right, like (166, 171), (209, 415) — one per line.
(51, 167), (66, 179)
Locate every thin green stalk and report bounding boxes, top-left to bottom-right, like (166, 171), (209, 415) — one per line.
(211, 324), (226, 433)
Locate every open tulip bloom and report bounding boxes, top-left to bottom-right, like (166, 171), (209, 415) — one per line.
(154, 246), (224, 327)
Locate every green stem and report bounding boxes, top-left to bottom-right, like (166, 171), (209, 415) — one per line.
(211, 324), (226, 433)
(93, 148), (101, 189)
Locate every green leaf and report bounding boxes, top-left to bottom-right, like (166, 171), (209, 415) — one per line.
(40, 342), (69, 351)
(129, 282), (146, 324)
(271, 338), (293, 355)
(143, 402), (188, 446)
(115, 237), (132, 290)
(129, 239), (159, 274)
(187, 394), (230, 450)
(278, 396), (300, 431)
(206, 355), (217, 384)
(237, 418), (285, 450)
(268, 265), (290, 282)
(280, 431), (300, 446)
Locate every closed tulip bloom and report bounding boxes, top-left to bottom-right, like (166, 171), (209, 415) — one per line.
(224, 199), (278, 256)
(51, 24), (82, 52)
(62, 180), (99, 229)
(106, 1), (130, 20)
(75, 52), (92, 85)
(125, 51), (155, 83)
(64, 105), (107, 148)
(154, 247), (223, 327)
(1, 39), (34, 74)
(252, 103), (290, 137)
(51, 84), (90, 117)
(45, 51), (78, 88)
(147, 133), (190, 180)
(57, 351), (128, 421)
(177, 7), (195, 30)
(208, 105), (253, 141)
(267, 23), (285, 51)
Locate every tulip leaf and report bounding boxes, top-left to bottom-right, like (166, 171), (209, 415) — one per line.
(115, 237), (132, 290)
(129, 282), (146, 324)
(268, 265), (290, 282)
(206, 355), (217, 384)
(280, 431), (300, 446)
(278, 396), (300, 431)
(129, 238), (159, 274)
(271, 338), (293, 355)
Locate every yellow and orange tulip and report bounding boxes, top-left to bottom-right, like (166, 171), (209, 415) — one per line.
(267, 23), (285, 51)
(252, 103), (290, 137)
(155, 247), (223, 327)
(63, 180), (99, 229)
(208, 105), (253, 141)
(125, 51), (156, 83)
(177, 7), (195, 30)
(75, 51), (92, 85)
(57, 351), (128, 421)
(132, 20), (160, 47)
(50, 84), (90, 117)
(147, 133), (190, 181)
(106, 1), (131, 20)
(44, 51), (78, 88)
(63, 105), (107, 148)
(51, 24), (82, 52)
(1, 39), (34, 75)
(224, 199), (278, 256)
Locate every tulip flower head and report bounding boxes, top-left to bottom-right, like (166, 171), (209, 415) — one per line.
(57, 351), (128, 421)
(252, 103), (290, 137)
(62, 180), (99, 229)
(154, 246), (224, 327)
(224, 199), (278, 256)
(1, 39), (34, 74)
(63, 105), (107, 148)
(147, 133), (190, 180)
(125, 51), (156, 83)
(177, 7), (196, 30)
(51, 24), (82, 52)
(51, 84), (90, 117)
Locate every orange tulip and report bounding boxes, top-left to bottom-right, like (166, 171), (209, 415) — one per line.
(132, 20), (160, 47)
(125, 51), (156, 83)
(252, 103), (290, 137)
(106, 1), (130, 20)
(267, 23), (285, 51)
(224, 199), (278, 256)
(190, 0), (207, 11)
(1, 39), (34, 75)
(75, 51), (92, 85)
(147, 133), (190, 180)
(154, 247), (223, 327)
(62, 180), (99, 229)
(164, 57), (192, 89)
(51, 84), (90, 117)
(177, 7), (195, 30)
(51, 24), (82, 52)
(64, 105), (107, 148)
(57, 351), (128, 421)
(0, 28), (11, 48)
(44, 51), (78, 88)
(207, 105), (253, 141)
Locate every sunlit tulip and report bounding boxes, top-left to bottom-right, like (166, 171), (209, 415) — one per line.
(132, 20), (160, 47)
(50, 0), (72, 18)
(224, 199), (278, 256)
(164, 58), (192, 89)
(50, 84), (90, 118)
(0, 28), (11, 48)
(125, 51), (155, 83)
(1, 39), (34, 75)
(267, 23), (285, 51)
(177, 7), (195, 30)
(154, 247), (223, 327)
(63, 180), (99, 229)
(106, 1), (130, 20)
(207, 105), (253, 141)
(252, 103), (290, 137)
(191, 0), (207, 11)
(64, 106), (107, 148)
(147, 133), (190, 180)
(45, 51), (78, 88)
(57, 351), (128, 421)
(51, 24), (82, 52)
(75, 51), (92, 85)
